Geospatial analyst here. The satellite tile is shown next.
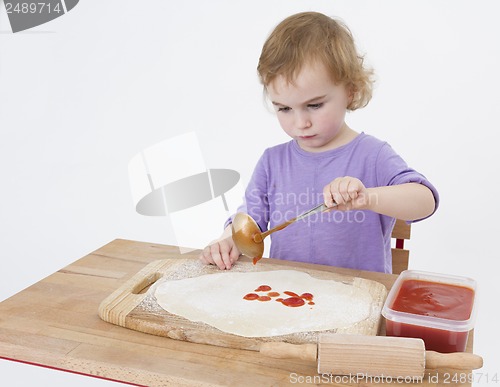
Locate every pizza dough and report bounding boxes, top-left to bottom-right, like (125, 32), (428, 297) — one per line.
(153, 270), (372, 337)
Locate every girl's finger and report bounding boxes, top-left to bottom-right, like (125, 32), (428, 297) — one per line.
(323, 184), (336, 207)
(210, 243), (226, 270)
(338, 178), (352, 203)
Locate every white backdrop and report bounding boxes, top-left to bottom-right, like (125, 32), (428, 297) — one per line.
(1, 0), (499, 385)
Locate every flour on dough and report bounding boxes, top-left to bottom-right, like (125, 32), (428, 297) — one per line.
(153, 270), (372, 337)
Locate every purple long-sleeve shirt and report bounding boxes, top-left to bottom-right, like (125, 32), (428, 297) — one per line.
(228, 133), (439, 273)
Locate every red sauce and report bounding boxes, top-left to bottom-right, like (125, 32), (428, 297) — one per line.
(252, 256), (262, 265)
(386, 279), (475, 353)
(244, 287), (315, 308)
(300, 293), (313, 301)
(391, 279), (474, 320)
(255, 285), (272, 292)
(280, 297), (305, 307)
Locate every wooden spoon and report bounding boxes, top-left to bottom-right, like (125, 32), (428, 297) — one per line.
(231, 203), (331, 264)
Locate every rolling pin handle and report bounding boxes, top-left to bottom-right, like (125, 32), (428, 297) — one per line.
(425, 351), (483, 370)
(260, 342), (317, 362)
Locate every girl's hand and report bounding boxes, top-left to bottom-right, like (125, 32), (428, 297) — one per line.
(199, 226), (241, 270)
(323, 176), (369, 211)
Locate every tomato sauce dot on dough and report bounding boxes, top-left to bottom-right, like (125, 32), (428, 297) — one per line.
(243, 293), (259, 300)
(300, 293), (313, 301)
(255, 285), (272, 292)
(281, 297), (305, 307)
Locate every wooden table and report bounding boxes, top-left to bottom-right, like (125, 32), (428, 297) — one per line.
(0, 239), (474, 386)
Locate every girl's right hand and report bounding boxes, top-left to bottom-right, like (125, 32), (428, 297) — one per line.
(199, 226), (241, 270)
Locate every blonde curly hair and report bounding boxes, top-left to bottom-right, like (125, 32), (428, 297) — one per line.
(257, 12), (374, 111)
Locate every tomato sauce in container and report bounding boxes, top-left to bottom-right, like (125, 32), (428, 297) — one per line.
(382, 270), (477, 353)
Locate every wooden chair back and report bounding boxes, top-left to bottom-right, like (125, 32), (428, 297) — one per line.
(391, 219), (411, 274)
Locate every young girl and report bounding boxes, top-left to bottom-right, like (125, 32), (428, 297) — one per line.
(199, 11), (438, 273)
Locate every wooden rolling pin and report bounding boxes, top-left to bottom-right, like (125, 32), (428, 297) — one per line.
(260, 334), (483, 378)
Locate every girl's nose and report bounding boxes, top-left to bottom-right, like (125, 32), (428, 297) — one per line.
(296, 113), (312, 129)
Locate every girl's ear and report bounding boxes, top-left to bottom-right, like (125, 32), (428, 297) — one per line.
(346, 84), (356, 109)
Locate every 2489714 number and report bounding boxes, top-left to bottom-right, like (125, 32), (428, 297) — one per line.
(5, 2), (62, 14)
(442, 372), (499, 384)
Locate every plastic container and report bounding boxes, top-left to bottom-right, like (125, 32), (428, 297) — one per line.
(382, 270), (477, 353)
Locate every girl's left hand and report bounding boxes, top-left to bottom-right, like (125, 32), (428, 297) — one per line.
(323, 176), (370, 211)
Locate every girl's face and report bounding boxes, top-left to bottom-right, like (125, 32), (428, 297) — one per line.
(267, 62), (352, 153)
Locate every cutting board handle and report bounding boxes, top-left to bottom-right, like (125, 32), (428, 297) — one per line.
(425, 350), (483, 370)
(98, 260), (167, 325)
(259, 342), (317, 362)
(131, 272), (163, 294)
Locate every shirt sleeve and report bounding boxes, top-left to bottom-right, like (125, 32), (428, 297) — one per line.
(224, 149), (271, 232)
(375, 143), (439, 222)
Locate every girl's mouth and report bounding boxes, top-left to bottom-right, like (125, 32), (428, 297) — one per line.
(299, 135), (316, 140)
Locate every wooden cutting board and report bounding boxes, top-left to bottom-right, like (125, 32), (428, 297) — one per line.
(98, 258), (388, 351)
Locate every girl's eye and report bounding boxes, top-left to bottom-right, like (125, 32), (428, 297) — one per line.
(308, 103), (323, 110)
(277, 106), (291, 113)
